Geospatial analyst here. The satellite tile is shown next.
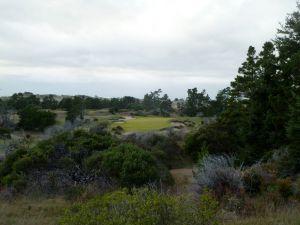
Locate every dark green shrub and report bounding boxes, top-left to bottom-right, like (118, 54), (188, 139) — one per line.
(84, 152), (103, 171)
(101, 144), (160, 187)
(57, 157), (77, 171)
(111, 125), (124, 135)
(0, 127), (11, 139)
(60, 188), (219, 225)
(185, 123), (237, 161)
(0, 130), (116, 192)
(12, 156), (34, 172)
(124, 132), (183, 168)
(0, 148), (27, 179)
(18, 106), (56, 131)
(66, 130), (115, 164)
(2, 172), (26, 190)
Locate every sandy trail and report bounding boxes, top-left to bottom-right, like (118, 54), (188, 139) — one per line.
(170, 168), (198, 194)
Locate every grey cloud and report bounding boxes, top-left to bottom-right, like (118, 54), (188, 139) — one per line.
(0, 0), (297, 98)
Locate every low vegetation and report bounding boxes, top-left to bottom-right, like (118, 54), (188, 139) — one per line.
(194, 155), (243, 199)
(0, 3), (300, 225)
(60, 188), (219, 225)
(222, 207), (300, 225)
(0, 129), (171, 194)
(18, 106), (56, 131)
(0, 197), (68, 225)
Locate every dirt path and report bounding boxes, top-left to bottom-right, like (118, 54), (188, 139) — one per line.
(170, 168), (198, 195)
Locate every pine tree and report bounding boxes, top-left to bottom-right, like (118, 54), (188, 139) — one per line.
(287, 96), (300, 173)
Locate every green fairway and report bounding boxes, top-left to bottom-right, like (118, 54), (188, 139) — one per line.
(114, 116), (172, 132)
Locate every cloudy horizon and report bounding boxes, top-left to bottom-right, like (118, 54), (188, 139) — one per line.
(0, 0), (297, 99)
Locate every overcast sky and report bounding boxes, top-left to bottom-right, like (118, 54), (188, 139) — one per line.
(0, 0), (297, 99)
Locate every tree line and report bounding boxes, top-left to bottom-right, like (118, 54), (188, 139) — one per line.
(186, 4), (300, 175)
(0, 87), (228, 131)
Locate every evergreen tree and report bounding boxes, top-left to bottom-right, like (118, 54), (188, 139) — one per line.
(287, 96), (300, 173)
(184, 88), (210, 116)
(231, 46), (259, 101)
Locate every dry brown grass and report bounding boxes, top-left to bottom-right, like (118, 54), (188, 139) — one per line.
(0, 195), (299, 225)
(170, 168), (199, 194)
(0, 197), (69, 225)
(222, 206), (300, 225)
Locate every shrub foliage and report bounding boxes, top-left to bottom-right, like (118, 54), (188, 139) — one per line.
(100, 144), (159, 187)
(18, 106), (56, 131)
(60, 188), (219, 225)
(0, 130), (169, 193)
(194, 155), (243, 199)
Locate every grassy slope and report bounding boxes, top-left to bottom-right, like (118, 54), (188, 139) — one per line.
(114, 116), (172, 132)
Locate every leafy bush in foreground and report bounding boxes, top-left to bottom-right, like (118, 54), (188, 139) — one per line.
(99, 144), (160, 187)
(0, 130), (116, 192)
(0, 130), (171, 194)
(60, 188), (219, 225)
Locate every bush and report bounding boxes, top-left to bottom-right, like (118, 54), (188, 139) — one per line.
(100, 144), (160, 187)
(60, 188), (219, 225)
(0, 130), (115, 193)
(84, 152), (103, 171)
(111, 125), (124, 135)
(185, 123), (237, 161)
(194, 155), (243, 199)
(18, 106), (56, 131)
(0, 127), (11, 139)
(123, 132), (183, 168)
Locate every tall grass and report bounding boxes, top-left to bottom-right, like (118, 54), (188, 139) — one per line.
(0, 196), (299, 225)
(0, 197), (68, 225)
(222, 206), (300, 225)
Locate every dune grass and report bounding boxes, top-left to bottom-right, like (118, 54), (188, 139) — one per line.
(114, 116), (172, 132)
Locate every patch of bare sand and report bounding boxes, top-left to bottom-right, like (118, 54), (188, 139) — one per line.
(170, 168), (198, 195)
